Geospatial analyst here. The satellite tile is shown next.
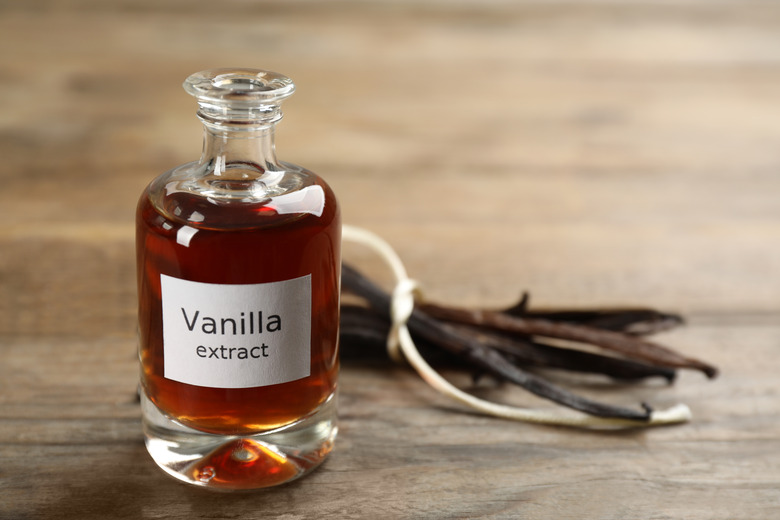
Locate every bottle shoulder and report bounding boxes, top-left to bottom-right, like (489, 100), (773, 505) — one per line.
(140, 161), (339, 231)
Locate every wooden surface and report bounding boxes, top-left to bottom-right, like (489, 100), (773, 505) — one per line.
(2, 1), (780, 518)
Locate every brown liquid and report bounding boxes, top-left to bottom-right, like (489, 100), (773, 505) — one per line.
(136, 180), (340, 435)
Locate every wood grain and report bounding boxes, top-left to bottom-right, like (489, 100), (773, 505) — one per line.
(1, 1), (779, 518)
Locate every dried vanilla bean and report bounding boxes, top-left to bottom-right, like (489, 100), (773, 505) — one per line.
(420, 303), (717, 378)
(341, 305), (462, 365)
(342, 264), (652, 421)
(340, 305), (389, 359)
(503, 294), (684, 336)
(341, 305), (676, 382)
(446, 323), (677, 382)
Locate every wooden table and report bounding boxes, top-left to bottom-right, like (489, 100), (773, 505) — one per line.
(2, 1), (779, 518)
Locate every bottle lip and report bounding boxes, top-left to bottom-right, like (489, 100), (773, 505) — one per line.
(183, 68), (296, 107)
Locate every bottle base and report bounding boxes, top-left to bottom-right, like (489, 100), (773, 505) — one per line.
(140, 390), (337, 490)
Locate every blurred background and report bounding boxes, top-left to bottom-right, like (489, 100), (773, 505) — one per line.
(1, 0), (779, 337)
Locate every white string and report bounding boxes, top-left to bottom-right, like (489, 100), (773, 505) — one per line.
(342, 224), (692, 428)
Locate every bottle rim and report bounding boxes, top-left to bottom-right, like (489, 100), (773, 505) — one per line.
(183, 68), (295, 107)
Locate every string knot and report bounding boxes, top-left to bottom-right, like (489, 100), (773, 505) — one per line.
(387, 278), (422, 363)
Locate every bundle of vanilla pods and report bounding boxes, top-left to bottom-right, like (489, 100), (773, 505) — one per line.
(340, 264), (717, 421)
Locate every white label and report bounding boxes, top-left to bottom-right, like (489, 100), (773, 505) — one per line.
(161, 274), (311, 389)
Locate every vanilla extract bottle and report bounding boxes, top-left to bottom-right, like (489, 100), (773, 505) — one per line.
(136, 69), (340, 490)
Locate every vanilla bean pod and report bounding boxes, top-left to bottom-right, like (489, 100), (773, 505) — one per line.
(503, 294), (684, 335)
(341, 305), (465, 365)
(341, 305), (675, 382)
(340, 305), (391, 359)
(420, 303), (718, 378)
(342, 264), (652, 421)
(446, 323), (676, 382)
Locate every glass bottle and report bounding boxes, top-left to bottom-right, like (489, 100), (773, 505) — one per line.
(136, 68), (340, 490)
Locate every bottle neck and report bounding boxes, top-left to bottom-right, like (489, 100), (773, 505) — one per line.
(183, 68), (294, 180)
(199, 123), (280, 179)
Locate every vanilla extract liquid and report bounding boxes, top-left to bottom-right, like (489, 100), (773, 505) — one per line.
(137, 185), (340, 434)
